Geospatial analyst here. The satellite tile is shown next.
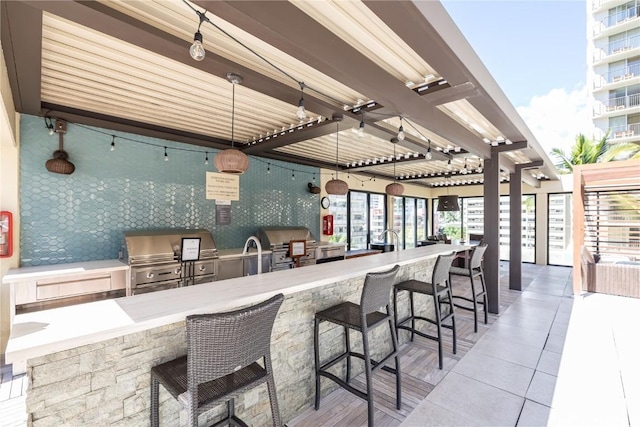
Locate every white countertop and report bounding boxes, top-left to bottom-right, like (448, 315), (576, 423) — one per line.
(5, 245), (467, 364)
(2, 259), (129, 284)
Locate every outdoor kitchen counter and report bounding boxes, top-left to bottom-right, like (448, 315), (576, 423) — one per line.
(216, 247), (272, 259)
(6, 244), (467, 425)
(2, 259), (129, 284)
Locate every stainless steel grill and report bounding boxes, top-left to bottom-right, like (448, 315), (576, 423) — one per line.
(256, 226), (317, 271)
(123, 229), (218, 294)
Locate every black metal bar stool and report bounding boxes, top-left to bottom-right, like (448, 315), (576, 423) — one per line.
(449, 244), (488, 333)
(314, 264), (401, 427)
(393, 252), (456, 369)
(150, 293), (285, 427)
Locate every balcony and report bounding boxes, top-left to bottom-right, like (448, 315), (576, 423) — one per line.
(610, 122), (640, 141)
(594, 93), (640, 117)
(593, 63), (640, 90)
(593, 34), (640, 63)
(593, 6), (640, 37)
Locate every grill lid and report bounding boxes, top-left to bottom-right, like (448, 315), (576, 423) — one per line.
(124, 229), (217, 264)
(256, 226), (316, 249)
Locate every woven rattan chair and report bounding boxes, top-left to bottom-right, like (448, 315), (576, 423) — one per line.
(314, 265), (401, 427)
(150, 293), (285, 427)
(449, 244), (488, 333)
(394, 252), (456, 370)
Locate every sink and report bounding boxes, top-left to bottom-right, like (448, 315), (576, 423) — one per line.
(369, 243), (395, 252)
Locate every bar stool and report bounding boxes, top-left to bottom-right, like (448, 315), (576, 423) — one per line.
(393, 252), (456, 369)
(150, 293), (285, 427)
(449, 244), (488, 333)
(314, 264), (401, 427)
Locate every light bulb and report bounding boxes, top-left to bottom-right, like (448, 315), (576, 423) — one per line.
(447, 159), (452, 170)
(357, 120), (365, 137)
(397, 125), (405, 141)
(267, 164), (271, 174)
(426, 147), (432, 160)
(164, 147), (168, 162)
(296, 97), (306, 121)
(189, 31), (205, 61)
(49, 127), (54, 136)
(205, 153), (209, 165)
(110, 142), (115, 152)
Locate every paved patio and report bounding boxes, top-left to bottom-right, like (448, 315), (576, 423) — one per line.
(1, 263), (638, 426)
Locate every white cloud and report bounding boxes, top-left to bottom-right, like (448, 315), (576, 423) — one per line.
(516, 86), (592, 158)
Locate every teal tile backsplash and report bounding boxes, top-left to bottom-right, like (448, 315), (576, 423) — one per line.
(19, 115), (320, 266)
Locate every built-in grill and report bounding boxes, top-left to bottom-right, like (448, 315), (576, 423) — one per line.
(256, 226), (317, 271)
(316, 241), (347, 264)
(123, 229), (218, 294)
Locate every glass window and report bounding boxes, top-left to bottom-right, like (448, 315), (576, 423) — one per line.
(405, 197), (416, 248)
(328, 194), (347, 245)
(369, 194), (386, 245)
(433, 199), (462, 240)
(392, 197), (404, 248)
(547, 193), (573, 266)
(417, 199), (427, 243)
(349, 192), (369, 250)
(462, 197), (484, 241)
(499, 195), (536, 263)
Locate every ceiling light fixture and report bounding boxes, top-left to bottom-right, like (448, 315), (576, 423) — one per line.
(296, 82), (307, 121)
(461, 158), (468, 174)
(189, 9), (207, 61)
(426, 139), (433, 160)
(397, 118), (405, 141)
(214, 73), (249, 174)
(325, 114), (349, 195)
(385, 137), (405, 196)
(447, 159), (452, 170)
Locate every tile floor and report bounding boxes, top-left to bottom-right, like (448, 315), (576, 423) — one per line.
(1, 263), (639, 426)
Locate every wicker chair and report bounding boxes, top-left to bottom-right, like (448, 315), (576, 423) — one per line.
(449, 244), (488, 333)
(394, 252), (456, 369)
(314, 265), (401, 427)
(150, 293), (285, 427)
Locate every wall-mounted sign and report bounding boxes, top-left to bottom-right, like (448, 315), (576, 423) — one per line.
(181, 237), (201, 261)
(206, 172), (239, 201)
(216, 205), (232, 225)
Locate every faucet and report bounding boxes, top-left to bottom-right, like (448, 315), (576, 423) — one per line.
(242, 236), (263, 274)
(378, 229), (400, 252)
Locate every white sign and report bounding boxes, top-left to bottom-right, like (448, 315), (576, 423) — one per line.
(206, 172), (239, 201)
(181, 238), (201, 261)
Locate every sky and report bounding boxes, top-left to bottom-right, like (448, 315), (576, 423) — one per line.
(442, 0), (592, 157)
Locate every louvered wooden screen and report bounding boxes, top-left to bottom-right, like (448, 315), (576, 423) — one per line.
(583, 189), (640, 260)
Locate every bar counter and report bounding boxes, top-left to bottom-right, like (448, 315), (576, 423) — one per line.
(6, 244), (466, 426)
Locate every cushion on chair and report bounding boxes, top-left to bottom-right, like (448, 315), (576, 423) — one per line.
(449, 266), (471, 277)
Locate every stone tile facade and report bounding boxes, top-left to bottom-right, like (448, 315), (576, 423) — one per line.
(26, 259), (435, 426)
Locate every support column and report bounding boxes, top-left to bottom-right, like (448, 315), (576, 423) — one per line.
(509, 170), (522, 291)
(483, 157), (500, 314)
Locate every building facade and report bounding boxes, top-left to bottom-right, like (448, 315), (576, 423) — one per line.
(588, 0), (640, 145)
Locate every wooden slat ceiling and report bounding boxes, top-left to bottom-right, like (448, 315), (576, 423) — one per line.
(2, 0), (559, 188)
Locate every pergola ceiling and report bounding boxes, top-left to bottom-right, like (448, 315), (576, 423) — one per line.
(1, 0), (558, 188)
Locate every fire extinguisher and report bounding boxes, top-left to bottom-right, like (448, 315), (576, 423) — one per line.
(323, 214), (334, 236)
(0, 211), (12, 258)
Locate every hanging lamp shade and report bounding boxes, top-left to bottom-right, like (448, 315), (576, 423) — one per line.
(437, 195), (460, 211)
(385, 182), (404, 196)
(215, 72), (249, 174)
(385, 136), (405, 196)
(214, 149), (249, 174)
(325, 113), (348, 195)
(326, 178), (349, 195)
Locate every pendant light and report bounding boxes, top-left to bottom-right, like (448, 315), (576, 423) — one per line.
(214, 73), (249, 174)
(425, 139), (433, 160)
(325, 113), (349, 195)
(437, 176), (460, 211)
(385, 137), (404, 196)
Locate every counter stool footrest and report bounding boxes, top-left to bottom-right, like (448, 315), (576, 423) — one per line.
(318, 371), (368, 401)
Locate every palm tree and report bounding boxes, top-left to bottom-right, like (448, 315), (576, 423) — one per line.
(551, 133), (609, 174)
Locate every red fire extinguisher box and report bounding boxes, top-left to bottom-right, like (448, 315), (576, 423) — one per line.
(0, 211), (13, 258)
(322, 214), (333, 235)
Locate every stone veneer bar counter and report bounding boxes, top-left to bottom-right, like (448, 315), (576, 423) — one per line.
(6, 245), (465, 426)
